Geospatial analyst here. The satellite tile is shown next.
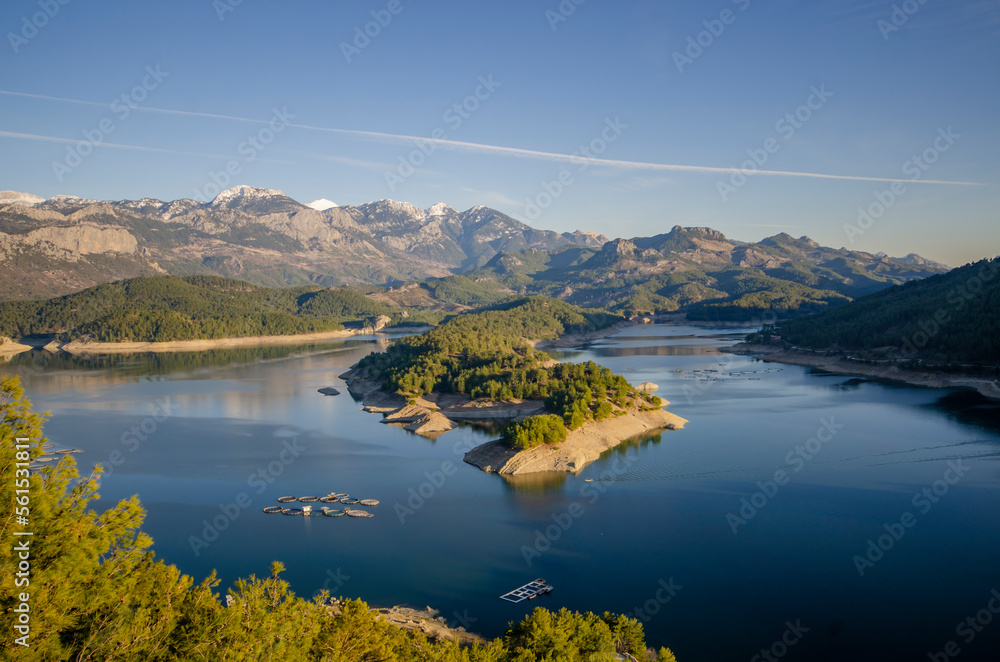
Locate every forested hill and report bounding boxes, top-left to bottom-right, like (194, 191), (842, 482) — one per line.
(0, 275), (407, 343)
(770, 257), (1000, 364)
(356, 298), (663, 447)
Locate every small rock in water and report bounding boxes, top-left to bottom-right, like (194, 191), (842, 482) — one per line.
(318, 387), (340, 396)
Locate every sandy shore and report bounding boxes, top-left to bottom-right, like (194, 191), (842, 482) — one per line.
(737, 343), (1000, 401)
(38, 329), (365, 355)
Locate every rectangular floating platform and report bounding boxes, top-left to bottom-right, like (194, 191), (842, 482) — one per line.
(500, 579), (552, 603)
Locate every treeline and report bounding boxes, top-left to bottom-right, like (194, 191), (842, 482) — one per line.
(771, 257), (1000, 364)
(357, 298), (660, 445)
(0, 275), (401, 342)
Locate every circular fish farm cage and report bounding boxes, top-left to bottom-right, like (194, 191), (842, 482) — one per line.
(281, 508), (303, 516)
(323, 509), (345, 517)
(262, 506), (283, 514)
(276, 496), (297, 503)
(359, 499), (380, 507)
(319, 496), (340, 503)
(298, 496), (319, 503)
(341, 497), (360, 505)
(345, 509), (373, 518)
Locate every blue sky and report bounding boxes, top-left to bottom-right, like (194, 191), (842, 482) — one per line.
(1, 0), (997, 266)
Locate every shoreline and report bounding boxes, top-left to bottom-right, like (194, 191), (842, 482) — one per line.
(340, 320), (689, 475)
(4, 328), (372, 356)
(531, 320), (633, 349)
(0, 338), (34, 358)
(736, 343), (1000, 401)
(375, 604), (485, 645)
(463, 406), (687, 475)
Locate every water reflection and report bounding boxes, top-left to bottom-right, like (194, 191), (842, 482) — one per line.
(501, 472), (568, 492)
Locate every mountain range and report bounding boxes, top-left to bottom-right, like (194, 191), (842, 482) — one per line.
(0, 186), (607, 299)
(0, 186), (945, 317)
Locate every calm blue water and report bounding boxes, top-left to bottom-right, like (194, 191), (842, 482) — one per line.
(9, 325), (1000, 661)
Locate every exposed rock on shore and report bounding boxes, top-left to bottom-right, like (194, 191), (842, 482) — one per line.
(375, 605), (484, 644)
(463, 406), (687, 475)
(340, 328), (688, 474)
(340, 366), (540, 439)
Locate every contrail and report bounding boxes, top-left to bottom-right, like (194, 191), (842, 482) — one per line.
(0, 90), (984, 187)
(0, 130), (235, 160)
(0, 130), (294, 165)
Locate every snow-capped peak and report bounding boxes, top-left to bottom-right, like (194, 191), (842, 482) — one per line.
(49, 194), (99, 204)
(0, 190), (45, 206)
(427, 202), (456, 216)
(210, 185), (288, 206)
(361, 199), (425, 218)
(307, 198), (338, 211)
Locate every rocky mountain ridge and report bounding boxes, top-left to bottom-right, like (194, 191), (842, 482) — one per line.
(0, 186), (608, 298)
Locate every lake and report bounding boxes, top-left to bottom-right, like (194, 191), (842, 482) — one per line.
(9, 324), (1000, 661)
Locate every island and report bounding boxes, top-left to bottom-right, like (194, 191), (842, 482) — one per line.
(340, 297), (687, 475)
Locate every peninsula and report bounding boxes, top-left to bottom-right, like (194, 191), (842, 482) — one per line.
(0, 274), (405, 356)
(737, 256), (1000, 400)
(341, 297), (687, 475)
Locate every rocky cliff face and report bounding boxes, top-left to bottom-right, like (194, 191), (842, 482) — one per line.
(0, 186), (608, 299)
(2, 224), (139, 260)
